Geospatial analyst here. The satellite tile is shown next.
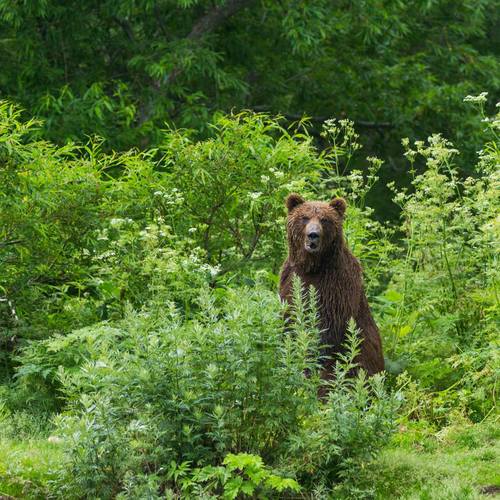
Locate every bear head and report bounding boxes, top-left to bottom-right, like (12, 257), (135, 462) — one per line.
(285, 193), (346, 268)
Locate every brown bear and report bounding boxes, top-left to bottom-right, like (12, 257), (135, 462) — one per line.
(279, 193), (384, 378)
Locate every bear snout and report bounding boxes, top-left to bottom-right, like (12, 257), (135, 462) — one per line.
(305, 222), (322, 252)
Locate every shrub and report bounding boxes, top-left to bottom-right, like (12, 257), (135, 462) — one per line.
(280, 321), (401, 497)
(156, 112), (323, 276)
(46, 284), (399, 498)
(0, 107), (322, 378)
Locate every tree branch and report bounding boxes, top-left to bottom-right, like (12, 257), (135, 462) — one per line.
(112, 16), (135, 42)
(138, 0), (256, 126)
(167, 0), (256, 84)
(0, 239), (24, 248)
(189, 0), (256, 40)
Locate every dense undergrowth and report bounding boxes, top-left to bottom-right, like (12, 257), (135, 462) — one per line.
(0, 95), (498, 498)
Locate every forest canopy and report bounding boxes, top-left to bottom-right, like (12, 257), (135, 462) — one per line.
(1, 0), (499, 156)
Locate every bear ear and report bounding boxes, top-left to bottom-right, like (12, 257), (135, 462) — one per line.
(286, 193), (305, 213)
(329, 197), (347, 217)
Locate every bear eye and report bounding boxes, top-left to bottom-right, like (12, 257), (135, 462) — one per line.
(301, 216), (310, 223)
(320, 218), (330, 224)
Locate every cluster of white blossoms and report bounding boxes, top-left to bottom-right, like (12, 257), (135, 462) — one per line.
(96, 229), (109, 241)
(200, 263), (221, 278)
(402, 134), (459, 168)
(109, 217), (134, 227)
(366, 156), (383, 168)
(322, 118), (361, 151)
(463, 92), (488, 103)
(139, 224), (169, 241)
(268, 166), (284, 178)
(94, 249), (116, 260)
(153, 187), (184, 205)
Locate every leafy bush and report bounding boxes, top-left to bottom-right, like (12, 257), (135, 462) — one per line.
(42, 285), (399, 498)
(280, 321), (401, 498)
(0, 107), (320, 376)
(0, 103), (104, 347)
(156, 113), (322, 276)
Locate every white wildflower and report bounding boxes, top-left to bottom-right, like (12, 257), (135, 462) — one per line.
(209, 265), (220, 278)
(463, 92), (488, 103)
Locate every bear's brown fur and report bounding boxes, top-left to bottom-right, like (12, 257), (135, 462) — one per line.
(279, 193), (384, 377)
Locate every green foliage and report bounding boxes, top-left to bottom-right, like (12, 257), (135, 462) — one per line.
(1, 106), (391, 378)
(164, 453), (301, 499)
(378, 97), (499, 422)
(39, 285), (398, 498)
(1, 94), (499, 497)
(157, 113), (321, 274)
(282, 321), (401, 498)
(0, 107), (320, 377)
(0, 0), (497, 172)
(0, 102), (103, 375)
